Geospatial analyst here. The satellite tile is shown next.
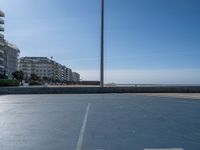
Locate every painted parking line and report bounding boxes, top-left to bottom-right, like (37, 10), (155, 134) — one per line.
(75, 103), (91, 150)
(144, 148), (184, 150)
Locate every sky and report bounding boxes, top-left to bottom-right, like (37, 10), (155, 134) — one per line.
(0, 0), (200, 84)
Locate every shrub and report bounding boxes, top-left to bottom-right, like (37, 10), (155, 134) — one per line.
(0, 79), (19, 86)
(0, 74), (8, 79)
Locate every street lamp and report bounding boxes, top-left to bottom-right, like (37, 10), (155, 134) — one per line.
(100, 0), (104, 87)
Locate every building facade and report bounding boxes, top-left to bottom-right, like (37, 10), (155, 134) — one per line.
(19, 57), (53, 80)
(0, 10), (5, 74)
(66, 68), (73, 81)
(0, 10), (20, 78)
(0, 39), (4, 75)
(19, 57), (78, 82)
(4, 41), (20, 78)
(72, 72), (80, 82)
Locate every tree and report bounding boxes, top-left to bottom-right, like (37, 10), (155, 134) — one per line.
(12, 71), (24, 82)
(42, 76), (49, 82)
(30, 74), (40, 81)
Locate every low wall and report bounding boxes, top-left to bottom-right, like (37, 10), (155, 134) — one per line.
(0, 86), (200, 94)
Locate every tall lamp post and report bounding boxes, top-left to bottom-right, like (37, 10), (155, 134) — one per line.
(100, 0), (104, 87)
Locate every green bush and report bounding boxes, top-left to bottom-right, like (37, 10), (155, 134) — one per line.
(0, 74), (8, 79)
(0, 79), (19, 86)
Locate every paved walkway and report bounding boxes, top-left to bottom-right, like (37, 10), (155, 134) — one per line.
(137, 93), (200, 100)
(0, 94), (200, 150)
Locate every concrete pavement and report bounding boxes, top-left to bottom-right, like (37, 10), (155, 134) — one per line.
(0, 94), (200, 150)
(136, 93), (200, 100)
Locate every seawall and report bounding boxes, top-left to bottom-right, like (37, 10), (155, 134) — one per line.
(1, 86), (200, 94)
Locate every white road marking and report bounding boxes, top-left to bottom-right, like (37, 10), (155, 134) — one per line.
(144, 148), (184, 150)
(75, 103), (91, 150)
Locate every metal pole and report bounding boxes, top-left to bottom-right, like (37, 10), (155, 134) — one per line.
(100, 0), (104, 87)
(51, 56), (53, 84)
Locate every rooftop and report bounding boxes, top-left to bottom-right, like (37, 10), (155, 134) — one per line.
(4, 41), (20, 52)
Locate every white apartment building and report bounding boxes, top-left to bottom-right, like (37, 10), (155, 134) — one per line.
(19, 57), (77, 82)
(20, 57), (53, 80)
(4, 41), (20, 78)
(72, 72), (80, 82)
(53, 62), (63, 81)
(66, 68), (73, 81)
(0, 39), (4, 74)
(0, 10), (5, 74)
(0, 10), (20, 78)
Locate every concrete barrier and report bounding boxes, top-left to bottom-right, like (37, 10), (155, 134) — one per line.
(0, 86), (200, 94)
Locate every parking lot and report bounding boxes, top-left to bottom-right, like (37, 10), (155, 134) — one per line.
(0, 94), (200, 150)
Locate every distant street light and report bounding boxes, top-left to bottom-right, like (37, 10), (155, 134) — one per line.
(100, 0), (104, 87)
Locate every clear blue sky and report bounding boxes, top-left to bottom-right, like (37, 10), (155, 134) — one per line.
(1, 0), (200, 84)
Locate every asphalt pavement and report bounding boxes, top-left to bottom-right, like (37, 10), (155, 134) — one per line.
(0, 94), (200, 150)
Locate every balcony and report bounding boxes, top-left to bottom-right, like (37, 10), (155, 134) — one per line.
(0, 18), (4, 24)
(0, 39), (4, 46)
(0, 25), (4, 32)
(0, 10), (5, 17)
(0, 33), (4, 39)
(0, 49), (4, 53)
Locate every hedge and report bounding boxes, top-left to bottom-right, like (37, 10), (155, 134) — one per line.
(0, 79), (19, 86)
